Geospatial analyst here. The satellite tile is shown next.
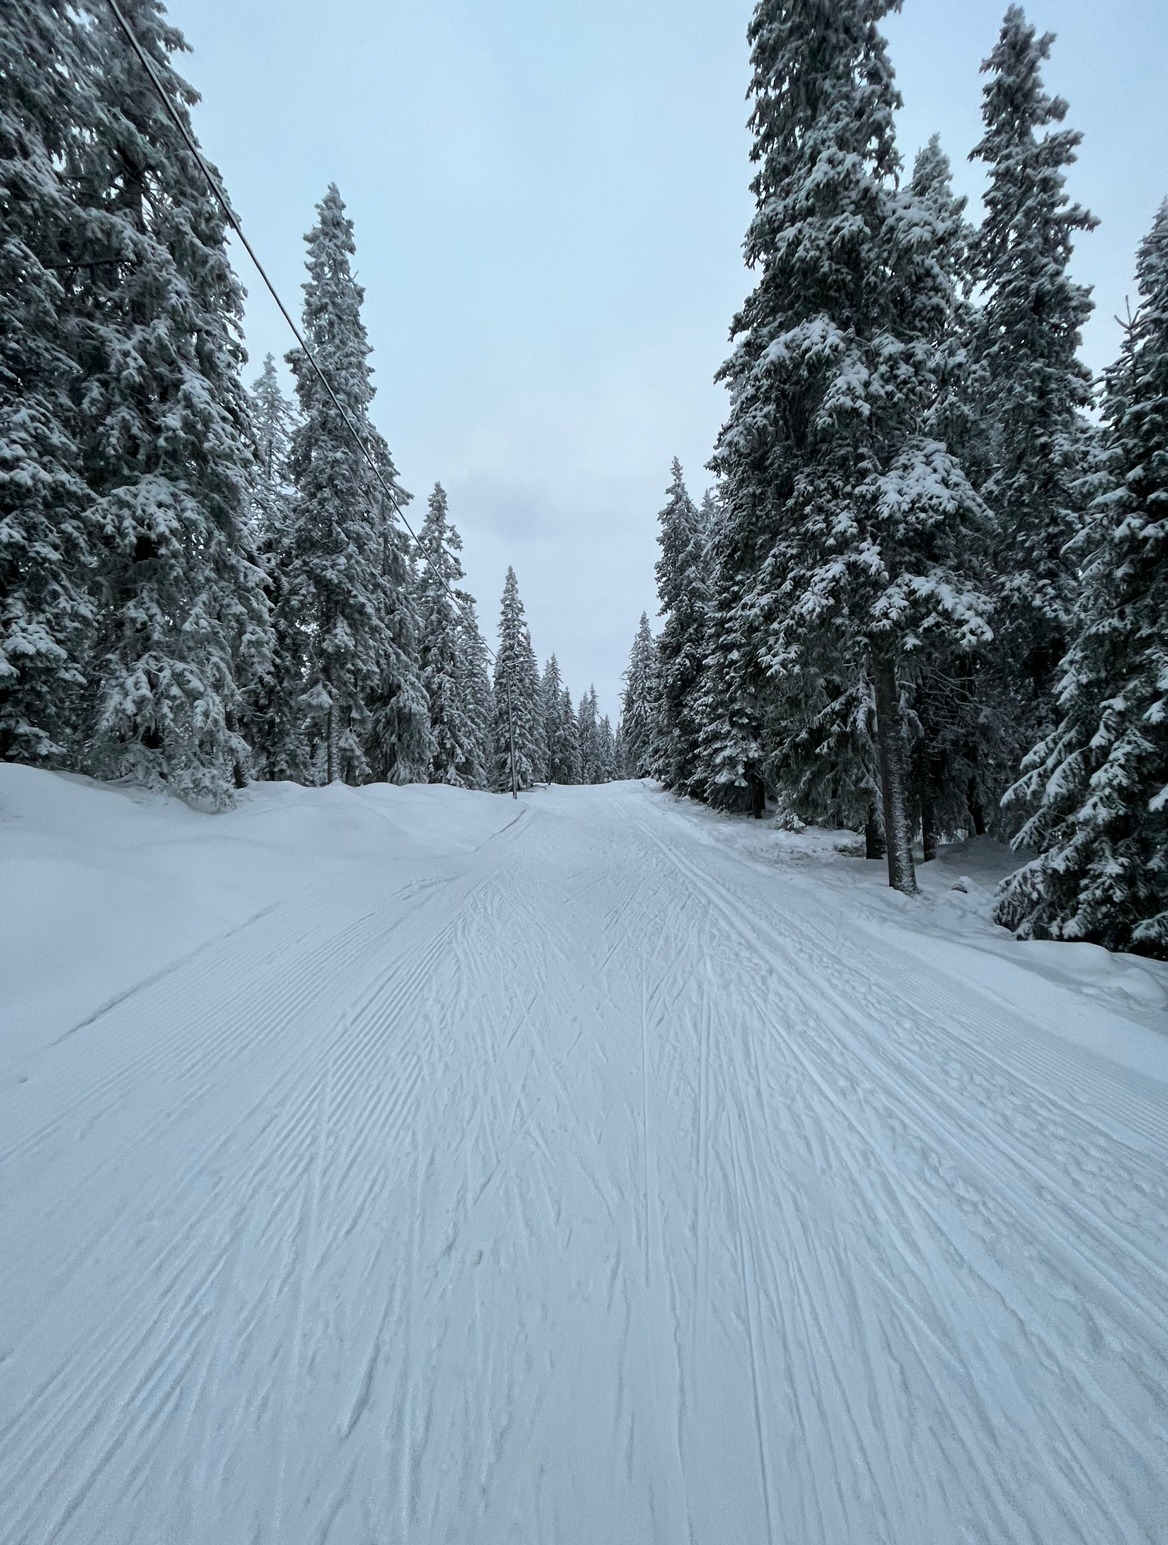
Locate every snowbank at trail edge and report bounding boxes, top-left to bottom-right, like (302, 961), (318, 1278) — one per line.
(0, 764), (518, 1068)
(3, 766), (1163, 1079)
(649, 791), (1168, 1070)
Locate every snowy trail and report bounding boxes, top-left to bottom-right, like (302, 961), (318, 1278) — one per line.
(1, 780), (1165, 1544)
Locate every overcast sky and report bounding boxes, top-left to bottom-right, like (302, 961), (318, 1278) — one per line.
(168, 0), (1168, 720)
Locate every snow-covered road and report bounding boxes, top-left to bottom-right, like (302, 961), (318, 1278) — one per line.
(2, 777), (1166, 1543)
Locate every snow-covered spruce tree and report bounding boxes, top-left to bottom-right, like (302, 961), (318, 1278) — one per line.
(278, 185), (420, 785)
(995, 203), (1168, 958)
(244, 354), (299, 778)
(539, 655), (572, 783)
(709, 0), (991, 893)
(367, 460), (431, 786)
(519, 626), (546, 783)
(690, 490), (770, 815)
(597, 714), (619, 783)
(416, 484), (477, 784)
(71, 0), (272, 806)
(760, 663), (885, 840)
(0, 0), (99, 765)
(452, 595), (492, 790)
(492, 567), (539, 791)
(538, 655), (560, 778)
(620, 613), (658, 778)
(555, 683), (582, 785)
(247, 354), (298, 537)
(901, 136), (1002, 856)
(970, 7), (1096, 755)
(577, 686), (604, 785)
(652, 462), (709, 793)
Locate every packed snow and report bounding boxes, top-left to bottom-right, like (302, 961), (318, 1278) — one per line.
(1, 766), (1165, 1544)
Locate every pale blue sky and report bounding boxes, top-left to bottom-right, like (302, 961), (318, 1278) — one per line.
(168, 0), (1167, 719)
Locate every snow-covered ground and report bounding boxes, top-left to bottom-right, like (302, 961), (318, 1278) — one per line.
(1, 766), (1165, 1544)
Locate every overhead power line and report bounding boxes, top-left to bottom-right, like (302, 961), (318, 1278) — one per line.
(102, 0), (500, 669)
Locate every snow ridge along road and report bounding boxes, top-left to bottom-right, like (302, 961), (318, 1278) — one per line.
(1, 774), (1165, 1543)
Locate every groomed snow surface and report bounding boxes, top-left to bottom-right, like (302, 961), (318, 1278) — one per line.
(1, 766), (1166, 1545)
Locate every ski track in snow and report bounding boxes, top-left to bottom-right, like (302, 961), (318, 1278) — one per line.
(1, 781), (1165, 1543)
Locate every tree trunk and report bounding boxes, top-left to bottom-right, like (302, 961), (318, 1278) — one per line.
(865, 804), (885, 860)
(922, 811), (938, 863)
(872, 652), (918, 896)
(968, 778), (987, 837)
(748, 770), (766, 819)
(920, 763), (938, 863)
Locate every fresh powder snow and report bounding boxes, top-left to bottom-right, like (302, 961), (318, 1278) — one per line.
(1, 766), (1165, 1544)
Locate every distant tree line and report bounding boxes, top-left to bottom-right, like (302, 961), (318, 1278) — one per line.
(621, 2), (1166, 959)
(0, 0), (618, 804)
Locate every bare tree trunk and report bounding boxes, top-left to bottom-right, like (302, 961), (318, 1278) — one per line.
(920, 762), (938, 863)
(872, 651), (918, 896)
(748, 770), (766, 819)
(922, 807), (938, 863)
(864, 803), (885, 861)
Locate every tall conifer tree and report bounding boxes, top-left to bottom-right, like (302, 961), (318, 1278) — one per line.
(540, 655), (572, 784)
(710, 0), (990, 891)
(367, 505), (431, 786)
(653, 462), (709, 793)
(248, 355), (297, 540)
(417, 483), (477, 786)
(554, 683), (582, 786)
(0, 0), (98, 764)
(278, 185), (418, 785)
(620, 614), (658, 778)
(518, 627), (545, 783)
(996, 204), (1168, 958)
(970, 7), (1096, 746)
(453, 596), (493, 791)
(73, 0), (272, 806)
(577, 686), (605, 785)
(492, 567), (539, 791)
(597, 714), (619, 783)
(244, 355), (297, 778)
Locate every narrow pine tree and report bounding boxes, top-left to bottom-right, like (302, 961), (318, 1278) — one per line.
(541, 655), (583, 785)
(653, 462), (709, 793)
(556, 684), (582, 785)
(244, 355), (298, 778)
(620, 614), (658, 778)
(0, 0), (98, 765)
(519, 627), (545, 782)
(902, 137), (1000, 855)
(453, 596), (493, 790)
(995, 204), (1168, 958)
(577, 686), (604, 785)
(278, 185), (414, 785)
(248, 354), (298, 539)
(417, 483), (477, 785)
(597, 714), (619, 783)
(367, 463), (430, 786)
(73, 0), (272, 806)
(492, 567), (539, 791)
(691, 490), (769, 815)
(970, 7), (1097, 754)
